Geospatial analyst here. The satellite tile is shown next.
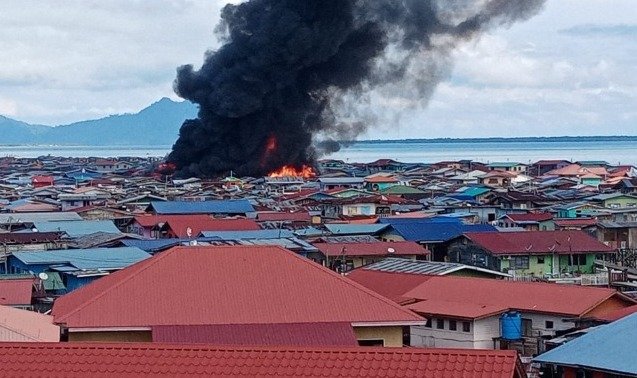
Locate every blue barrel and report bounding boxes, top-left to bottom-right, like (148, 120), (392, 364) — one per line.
(500, 312), (522, 340)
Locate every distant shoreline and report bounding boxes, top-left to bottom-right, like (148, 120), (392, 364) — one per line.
(0, 135), (635, 147)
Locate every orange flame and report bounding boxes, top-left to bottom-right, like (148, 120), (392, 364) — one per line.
(268, 165), (316, 178)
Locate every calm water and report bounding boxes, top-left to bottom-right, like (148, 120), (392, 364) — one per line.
(0, 139), (636, 165)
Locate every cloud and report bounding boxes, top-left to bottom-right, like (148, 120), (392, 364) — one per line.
(560, 24), (637, 37)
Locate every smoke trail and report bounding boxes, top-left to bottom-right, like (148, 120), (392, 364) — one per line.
(169, 0), (545, 177)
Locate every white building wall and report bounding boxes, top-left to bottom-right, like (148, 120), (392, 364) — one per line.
(411, 316), (500, 350)
(473, 316), (501, 349)
(520, 312), (575, 338)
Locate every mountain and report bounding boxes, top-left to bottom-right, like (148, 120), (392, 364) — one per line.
(0, 98), (198, 146)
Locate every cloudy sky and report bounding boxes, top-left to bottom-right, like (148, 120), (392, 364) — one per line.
(0, 0), (635, 139)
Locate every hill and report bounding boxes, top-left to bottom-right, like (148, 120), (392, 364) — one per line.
(0, 98), (198, 146)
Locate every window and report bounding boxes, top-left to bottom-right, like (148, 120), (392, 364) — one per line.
(522, 318), (533, 337)
(449, 320), (457, 331)
(462, 322), (471, 332)
(425, 319), (432, 328)
(537, 257), (545, 264)
(568, 254), (587, 266)
(358, 339), (384, 347)
(512, 256), (529, 269)
(545, 321), (554, 329)
(436, 319), (445, 329)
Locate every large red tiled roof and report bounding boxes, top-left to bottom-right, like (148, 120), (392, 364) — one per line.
(403, 276), (632, 317)
(0, 278), (34, 306)
(464, 230), (614, 255)
(151, 322), (358, 346)
(52, 246), (423, 328)
(313, 241), (429, 257)
(0, 343), (523, 378)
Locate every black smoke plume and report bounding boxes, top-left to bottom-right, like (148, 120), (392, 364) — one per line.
(169, 0), (545, 177)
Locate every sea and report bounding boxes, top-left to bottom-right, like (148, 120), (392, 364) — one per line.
(1, 137), (636, 165)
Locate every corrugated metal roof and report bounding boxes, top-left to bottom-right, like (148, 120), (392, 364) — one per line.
(33, 220), (121, 237)
(323, 224), (389, 235)
(0, 343), (524, 377)
(403, 276), (632, 317)
(387, 221), (497, 242)
(534, 313), (637, 376)
(0, 306), (59, 342)
(313, 242), (428, 257)
(0, 212), (81, 223)
(148, 200), (255, 215)
(52, 245), (423, 328)
(0, 279), (34, 306)
(151, 323), (358, 346)
(465, 230), (614, 255)
(199, 229), (294, 239)
(13, 247), (151, 271)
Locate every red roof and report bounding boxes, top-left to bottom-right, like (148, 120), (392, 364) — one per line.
(256, 211), (312, 222)
(346, 270), (433, 304)
(595, 304), (637, 322)
(152, 323), (358, 346)
(464, 230), (614, 255)
(506, 213), (553, 223)
(164, 217), (260, 238)
(0, 278), (34, 306)
(554, 218), (597, 228)
(314, 242), (429, 257)
(31, 176), (54, 184)
(406, 299), (507, 320)
(52, 246), (423, 329)
(402, 276), (632, 317)
(0, 343), (524, 378)
(133, 215), (260, 236)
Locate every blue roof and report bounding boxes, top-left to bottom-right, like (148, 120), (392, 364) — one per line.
(12, 247), (151, 271)
(148, 200), (255, 215)
(323, 224), (390, 235)
(33, 220), (121, 237)
(120, 238), (184, 252)
(199, 230), (294, 240)
(456, 187), (491, 197)
(380, 217), (461, 225)
(387, 221), (497, 242)
(534, 313), (637, 376)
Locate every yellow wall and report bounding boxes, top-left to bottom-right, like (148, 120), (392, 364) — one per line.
(68, 331), (152, 342)
(353, 326), (404, 347)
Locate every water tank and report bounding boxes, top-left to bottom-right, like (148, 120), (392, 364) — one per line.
(500, 312), (522, 340)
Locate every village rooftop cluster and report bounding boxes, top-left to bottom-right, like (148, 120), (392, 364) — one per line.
(0, 155), (636, 377)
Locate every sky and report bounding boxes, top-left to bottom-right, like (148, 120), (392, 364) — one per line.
(0, 0), (635, 139)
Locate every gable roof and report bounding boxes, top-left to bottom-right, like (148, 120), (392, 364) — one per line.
(147, 200), (255, 215)
(402, 276), (631, 317)
(0, 343), (524, 378)
(52, 245), (423, 328)
(534, 313), (637, 376)
(464, 230), (614, 255)
(324, 223), (389, 235)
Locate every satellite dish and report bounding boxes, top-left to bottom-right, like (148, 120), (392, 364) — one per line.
(387, 248), (395, 254)
(38, 272), (49, 280)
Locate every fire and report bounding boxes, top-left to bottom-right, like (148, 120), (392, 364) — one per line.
(268, 165), (316, 178)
